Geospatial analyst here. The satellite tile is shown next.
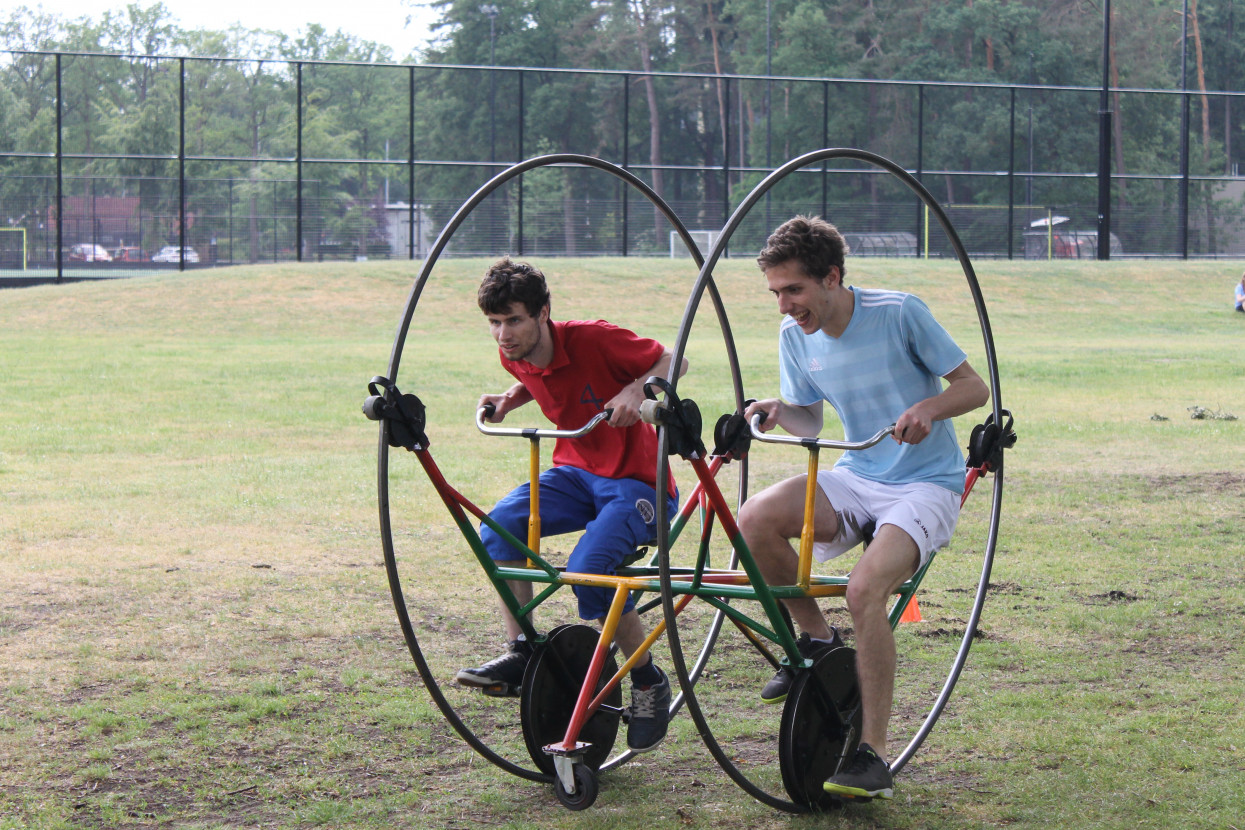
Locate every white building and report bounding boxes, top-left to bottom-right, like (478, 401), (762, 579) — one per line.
(383, 203), (437, 259)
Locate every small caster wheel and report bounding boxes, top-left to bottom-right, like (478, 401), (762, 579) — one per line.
(554, 764), (598, 811)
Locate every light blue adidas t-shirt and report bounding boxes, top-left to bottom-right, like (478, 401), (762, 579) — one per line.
(778, 286), (968, 494)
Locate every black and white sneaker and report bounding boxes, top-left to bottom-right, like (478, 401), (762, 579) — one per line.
(760, 632), (838, 704)
(455, 637), (533, 697)
(625, 666), (671, 753)
(822, 743), (894, 800)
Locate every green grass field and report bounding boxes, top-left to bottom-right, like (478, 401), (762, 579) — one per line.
(1, 256), (1243, 829)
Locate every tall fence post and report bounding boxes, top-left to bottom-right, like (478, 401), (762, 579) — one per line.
(178, 57), (186, 272)
(722, 75), (731, 256)
(821, 81), (829, 219)
(1007, 87), (1016, 260)
(517, 70), (525, 256)
(408, 65), (416, 260)
(1096, 0), (1113, 260)
(296, 61), (303, 262)
(55, 53), (63, 283)
(623, 73), (630, 257)
(915, 84), (925, 258)
(1178, 0), (1191, 259)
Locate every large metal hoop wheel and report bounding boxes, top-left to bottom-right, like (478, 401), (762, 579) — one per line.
(371, 153), (742, 784)
(653, 147), (1008, 812)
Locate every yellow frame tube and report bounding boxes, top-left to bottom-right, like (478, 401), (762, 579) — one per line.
(590, 594), (694, 711)
(526, 437), (541, 563)
(594, 585), (629, 655)
(796, 446), (820, 591)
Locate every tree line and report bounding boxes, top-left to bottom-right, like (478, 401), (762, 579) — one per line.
(1, 1), (1241, 260)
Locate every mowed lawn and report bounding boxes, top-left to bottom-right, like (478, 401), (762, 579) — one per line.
(1, 256), (1242, 830)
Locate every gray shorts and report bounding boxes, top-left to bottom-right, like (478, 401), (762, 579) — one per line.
(812, 467), (961, 569)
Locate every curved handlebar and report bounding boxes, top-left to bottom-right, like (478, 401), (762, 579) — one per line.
(748, 413), (895, 451)
(476, 405), (614, 439)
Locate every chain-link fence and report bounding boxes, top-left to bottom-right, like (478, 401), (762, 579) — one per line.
(3, 51), (1244, 285)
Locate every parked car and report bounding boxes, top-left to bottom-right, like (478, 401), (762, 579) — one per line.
(842, 231), (918, 257)
(151, 245), (200, 263)
(68, 243), (112, 262)
(111, 245), (146, 262)
(1023, 230), (1123, 259)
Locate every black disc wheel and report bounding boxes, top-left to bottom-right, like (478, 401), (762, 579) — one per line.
(553, 763), (599, 811)
(521, 624), (622, 775)
(779, 647), (862, 810)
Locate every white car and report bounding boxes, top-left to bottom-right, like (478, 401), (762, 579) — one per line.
(151, 245), (200, 263)
(68, 243), (112, 262)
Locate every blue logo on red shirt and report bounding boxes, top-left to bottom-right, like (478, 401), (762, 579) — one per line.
(580, 384), (605, 411)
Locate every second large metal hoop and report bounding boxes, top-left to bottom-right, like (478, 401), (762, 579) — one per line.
(654, 147), (1007, 811)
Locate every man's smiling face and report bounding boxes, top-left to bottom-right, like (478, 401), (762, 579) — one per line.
(764, 259), (839, 335)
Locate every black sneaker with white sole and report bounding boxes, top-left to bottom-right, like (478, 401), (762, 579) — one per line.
(760, 631), (841, 704)
(455, 637), (533, 697)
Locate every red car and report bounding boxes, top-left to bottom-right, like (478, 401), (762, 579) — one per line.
(111, 246), (146, 262)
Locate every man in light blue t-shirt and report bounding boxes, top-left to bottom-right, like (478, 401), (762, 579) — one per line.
(739, 215), (989, 802)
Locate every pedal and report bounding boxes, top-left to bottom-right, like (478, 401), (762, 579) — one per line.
(479, 681), (520, 698)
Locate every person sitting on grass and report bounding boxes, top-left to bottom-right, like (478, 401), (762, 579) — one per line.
(454, 257), (687, 754)
(738, 216), (989, 801)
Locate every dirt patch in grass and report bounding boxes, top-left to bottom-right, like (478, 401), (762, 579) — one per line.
(1144, 471), (1245, 495)
(901, 760), (993, 797)
(912, 626), (988, 640)
(1085, 589), (1140, 604)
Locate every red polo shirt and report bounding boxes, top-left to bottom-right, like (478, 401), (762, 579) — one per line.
(500, 319), (676, 497)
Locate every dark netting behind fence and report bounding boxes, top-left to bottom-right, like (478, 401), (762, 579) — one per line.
(3, 51), (1244, 284)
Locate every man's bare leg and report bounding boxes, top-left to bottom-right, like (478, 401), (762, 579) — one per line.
(497, 560), (533, 641)
(611, 608), (649, 665)
(843, 524), (919, 759)
(737, 474), (840, 640)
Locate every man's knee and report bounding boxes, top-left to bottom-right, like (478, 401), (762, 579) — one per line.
(737, 496), (766, 542)
(844, 573), (886, 613)
(480, 521), (528, 561)
(846, 542), (919, 612)
(739, 484), (799, 541)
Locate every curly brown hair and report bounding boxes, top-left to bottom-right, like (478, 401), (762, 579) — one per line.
(756, 215), (849, 282)
(477, 257), (552, 318)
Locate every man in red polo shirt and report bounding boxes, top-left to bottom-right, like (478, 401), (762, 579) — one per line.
(455, 257), (686, 754)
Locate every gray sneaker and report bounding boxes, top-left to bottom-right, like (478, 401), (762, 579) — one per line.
(625, 666), (671, 753)
(455, 638), (533, 697)
(760, 632), (839, 704)
(822, 743), (894, 800)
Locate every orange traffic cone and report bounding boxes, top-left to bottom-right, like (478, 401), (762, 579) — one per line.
(898, 595), (922, 623)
